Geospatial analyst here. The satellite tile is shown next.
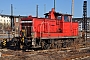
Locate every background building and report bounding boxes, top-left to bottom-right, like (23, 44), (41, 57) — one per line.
(14, 16), (26, 34)
(72, 17), (90, 31)
(0, 15), (11, 33)
(0, 14), (26, 34)
(73, 17), (90, 38)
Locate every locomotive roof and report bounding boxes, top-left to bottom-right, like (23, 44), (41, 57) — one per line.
(44, 12), (72, 16)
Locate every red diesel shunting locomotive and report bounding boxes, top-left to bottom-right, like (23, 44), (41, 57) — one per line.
(19, 8), (78, 49)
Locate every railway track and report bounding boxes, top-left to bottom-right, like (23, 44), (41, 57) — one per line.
(1, 46), (90, 60)
(22, 47), (90, 60)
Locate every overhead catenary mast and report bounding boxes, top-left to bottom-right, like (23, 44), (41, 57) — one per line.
(36, 5), (38, 17)
(54, 0), (56, 10)
(11, 4), (14, 30)
(71, 0), (74, 17)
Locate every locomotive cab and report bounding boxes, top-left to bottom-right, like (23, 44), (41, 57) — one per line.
(44, 8), (72, 22)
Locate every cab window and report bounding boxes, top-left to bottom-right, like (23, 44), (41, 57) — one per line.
(64, 16), (70, 22)
(57, 16), (61, 20)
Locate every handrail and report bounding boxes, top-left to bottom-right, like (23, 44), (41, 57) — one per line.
(39, 21), (50, 45)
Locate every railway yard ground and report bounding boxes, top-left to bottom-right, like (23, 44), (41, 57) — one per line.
(0, 38), (90, 60)
(1, 46), (90, 60)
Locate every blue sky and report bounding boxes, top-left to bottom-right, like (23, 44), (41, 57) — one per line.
(0, 0), (90, 18)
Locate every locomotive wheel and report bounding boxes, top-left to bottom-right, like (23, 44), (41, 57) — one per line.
(62, 40), (67, 48)
(41, 41), (50, 50)
(54, 40), (62, 49)
(65, 40), (69, 47)
(70, 39), (75, 47)
(68, 39), (74, 47)
(57, 40), (62, 48)
(56, 43), (62, 49)
(11, 38), (17, 46)
(24, 39), (31, 47)
(49, 39), (63, 49)
(11, 38), (20, 50)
